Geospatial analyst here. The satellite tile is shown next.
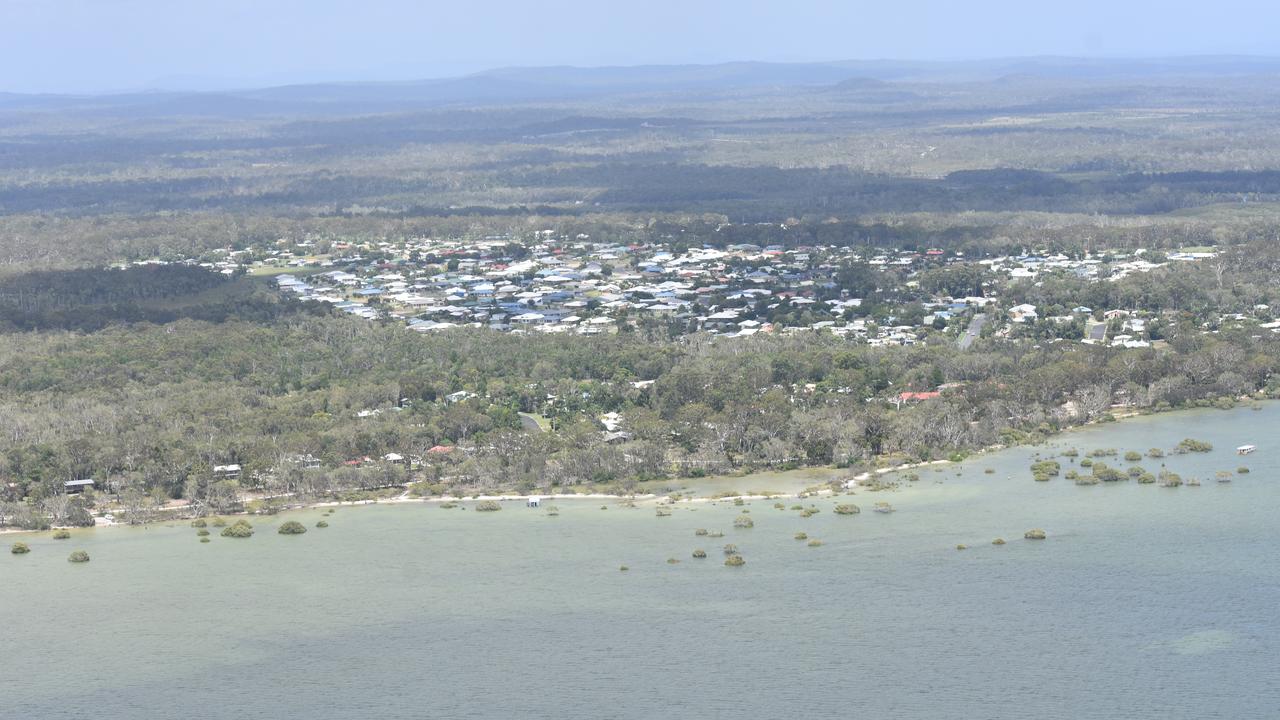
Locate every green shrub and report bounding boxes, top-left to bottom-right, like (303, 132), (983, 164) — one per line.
(724, 554), (746, 567)
(199, 537), (211, 543)
(1091, 463), (1125, 482)
(1136, 471), (1156, 484)
(278, 521), (307, 535)
(1030, 460), (1061, 476)
(474, 500), (502, 512)
(732, 497), (745, 506)
(1147, 448), (1165, 458)
(833, 504), (860, 515)
(955, 544), (967, 550)
(992, 538), (1006, 545)
(1080, 458), (1093, 467)
(1062, 448), (1079, 457)
(1126, 466), (1143, 478)
(808, 539), (824, 547)
(191, 519), (207, 528)
(723, 544), (739, 555)
(619, 565), (629, 572)
(692, 549), (707, 559)
(694, 528), (708, 536)
(221, 520), (254, 538)
(984, 468), (995, 474)
(733, 516), (754, 529)
(68, 550), (90, 563)
(1024, 529), (1046, 540)
(1064, 470), (1079, 480)
(316, 520), (329, 528)
(794, 532), (808, 540)
(52, 529), (71, 540)
(666, 557), (680, 564)
(1238, 467), (1250, 474)
(1124, 451), (1142, 462)
(196, 529), (210, 537)
(1175, 438), (1213, 453)
(11, 542), (30, 554)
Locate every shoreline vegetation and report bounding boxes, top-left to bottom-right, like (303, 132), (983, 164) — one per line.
(1, 399), (1256, 538)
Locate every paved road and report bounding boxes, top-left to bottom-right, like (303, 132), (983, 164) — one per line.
(959, 313), (988, 350)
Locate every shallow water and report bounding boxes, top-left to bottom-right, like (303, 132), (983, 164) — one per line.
(4, 405), (1279, 719)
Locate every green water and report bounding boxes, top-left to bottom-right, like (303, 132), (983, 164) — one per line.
(4, 405), (1278, 719)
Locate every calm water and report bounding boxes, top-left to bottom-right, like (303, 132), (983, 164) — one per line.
(5, 405), (1279, 719)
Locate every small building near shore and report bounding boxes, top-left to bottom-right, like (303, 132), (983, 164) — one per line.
(527, 496), (542, 508)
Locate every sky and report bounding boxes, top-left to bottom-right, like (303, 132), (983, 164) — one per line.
(3, 0), (1279, 93)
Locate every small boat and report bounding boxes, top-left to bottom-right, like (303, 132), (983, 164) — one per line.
(1237, 444), (1257, 455)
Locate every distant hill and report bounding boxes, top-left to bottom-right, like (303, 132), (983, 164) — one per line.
(3, 56), (1280, 117)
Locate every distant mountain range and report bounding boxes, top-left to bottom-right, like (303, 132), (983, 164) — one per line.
(3, 56), (1280, 117)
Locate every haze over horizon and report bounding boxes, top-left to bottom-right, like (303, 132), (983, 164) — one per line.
(4, 0), (1280, 94)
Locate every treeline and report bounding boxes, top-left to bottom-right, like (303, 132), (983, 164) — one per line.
(0, 304), (1274, 519)
(0, 266), (332, 332)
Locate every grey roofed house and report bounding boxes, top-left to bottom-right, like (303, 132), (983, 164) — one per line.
(65, 479), (95, 493)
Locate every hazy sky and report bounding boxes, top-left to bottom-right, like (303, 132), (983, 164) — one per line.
(3, 0), (1279, 93)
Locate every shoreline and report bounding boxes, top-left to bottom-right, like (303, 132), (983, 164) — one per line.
(3, 398), (1266, 538)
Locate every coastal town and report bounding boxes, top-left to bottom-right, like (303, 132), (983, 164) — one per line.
(169, 229), (1230, 349)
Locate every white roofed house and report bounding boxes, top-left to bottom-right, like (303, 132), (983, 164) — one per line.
(213, 464), (242, 480)
(64, 479), (95, 494)
(1008, 304), (1039, 323)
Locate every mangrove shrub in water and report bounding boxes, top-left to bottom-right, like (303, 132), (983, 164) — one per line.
(316, 520), (329, 528)
(474, 500), (502, 512)
(68, 550), (90, 563)
(692, 549), (707, 559)
(221, 520), (254, 538)
(1176, 438), (1213, 453)
(52, 529), (71, 540)
(278, 521), (308, 535)
(724, 554), (746, 567)
(11, 542), (30, 554)
(834, 504), (860, 515)
(1024, 529), (1047, 540)
(733, 516), (754, 529)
